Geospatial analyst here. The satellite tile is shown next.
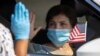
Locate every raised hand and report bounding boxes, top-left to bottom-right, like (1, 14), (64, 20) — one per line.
(29, 11), (42, 40)
(11, 2), (30, 40)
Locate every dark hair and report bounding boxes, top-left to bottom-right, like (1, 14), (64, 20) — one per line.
(46, 5), (77, 28)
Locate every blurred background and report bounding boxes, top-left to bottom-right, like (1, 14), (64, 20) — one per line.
(16, 0), (61, 27)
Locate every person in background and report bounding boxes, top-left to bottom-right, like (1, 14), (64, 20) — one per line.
(29, 5), (77, 56)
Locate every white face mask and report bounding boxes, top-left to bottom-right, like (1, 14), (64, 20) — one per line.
(47, 29), (70, 47)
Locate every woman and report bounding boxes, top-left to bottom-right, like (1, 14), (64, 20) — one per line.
(29, 5), (77, 56)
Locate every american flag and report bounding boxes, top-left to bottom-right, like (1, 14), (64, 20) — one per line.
(69, 22), (87, 43)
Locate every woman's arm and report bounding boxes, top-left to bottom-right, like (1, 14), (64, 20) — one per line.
(11, 2), (30, 56)
(15, 40), (28, 56)
(11, 2), (41, 56)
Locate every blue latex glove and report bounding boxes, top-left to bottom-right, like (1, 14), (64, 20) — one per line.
(11, 2), (30, 40)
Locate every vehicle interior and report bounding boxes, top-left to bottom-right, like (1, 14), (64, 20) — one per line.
(0, 0), (100, 56)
